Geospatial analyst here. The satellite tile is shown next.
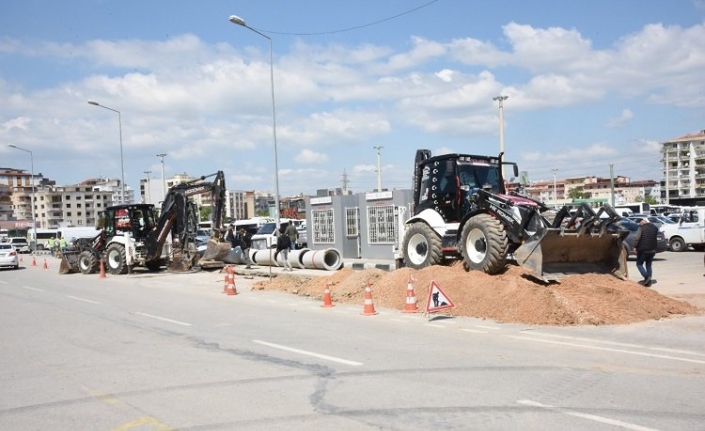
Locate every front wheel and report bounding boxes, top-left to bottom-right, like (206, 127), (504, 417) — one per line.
(669, 237), (686, 252)
(78, 250), (99, 274)
(460, 213), (508, 274)
(401, 223), (442, 270)
(106, 243), (128, 274)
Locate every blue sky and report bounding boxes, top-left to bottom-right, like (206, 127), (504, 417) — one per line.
(2, 0), (704, 197)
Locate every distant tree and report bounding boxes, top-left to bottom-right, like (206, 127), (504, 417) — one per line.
(199, 206), (212, 223)
(567, 186), (589, 200)
(644, 195), (659, 205)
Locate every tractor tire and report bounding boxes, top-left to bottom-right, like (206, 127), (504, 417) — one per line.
(401, 222), (442, 270)
(78, 251), (99, 275)
(669, 237), (686, 252)
(106, 243), (128, 274)
(146, 260), (162, 272)
(460, 213), (508, 274)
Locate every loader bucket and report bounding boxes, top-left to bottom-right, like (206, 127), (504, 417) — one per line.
(201, 239), (231, 262)
(514, 228), (628, 283)
(59, 251), (80, 274)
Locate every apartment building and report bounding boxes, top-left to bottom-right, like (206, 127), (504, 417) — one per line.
(662, 129), (705, 205)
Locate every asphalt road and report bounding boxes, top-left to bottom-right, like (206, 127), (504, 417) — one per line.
(0, 251), (703, 431)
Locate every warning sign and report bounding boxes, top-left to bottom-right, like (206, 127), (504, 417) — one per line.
(425, 281), (455, 313)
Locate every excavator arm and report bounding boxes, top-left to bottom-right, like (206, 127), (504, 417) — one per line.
(148, 171), (230, 270)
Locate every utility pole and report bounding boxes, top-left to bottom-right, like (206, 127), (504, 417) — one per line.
(373, 146), (383, 192)
(609, 164), (615, 207)
(493, 95), (508, 177)
(552, 168), (559, 207)
(341, 168), (351, 195)
(156, 153), (167, 197)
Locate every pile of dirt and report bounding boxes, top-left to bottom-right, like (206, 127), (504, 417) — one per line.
(252, 263), (699, 325)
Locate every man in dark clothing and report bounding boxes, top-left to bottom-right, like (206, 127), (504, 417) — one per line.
(633, 219), (659, 287)
(225, 225), (237, 248)
(239, 228), (252, 269)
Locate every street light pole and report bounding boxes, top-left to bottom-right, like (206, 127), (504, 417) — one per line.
(88, 100), (126, 203)
(229, 14), (281, 230)
(493, 95), (509, 177)
(8, 144), (36, 247)
(552, 168), (559, 207)
(156, 153), (167, 197)
(373, 146), (384, 192)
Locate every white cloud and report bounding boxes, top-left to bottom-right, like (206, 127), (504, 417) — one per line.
(295, 149), (329, 164)
(606, 109), (634, 127)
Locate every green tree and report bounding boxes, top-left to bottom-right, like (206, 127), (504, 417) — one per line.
(199, 206), (212, 223)
(567, 186), (589, 200)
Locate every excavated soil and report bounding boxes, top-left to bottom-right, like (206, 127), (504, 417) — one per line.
(251, 262), (700, 326)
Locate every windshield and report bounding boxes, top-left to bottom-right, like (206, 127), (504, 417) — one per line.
(457, 163), (501, 192)
(256, 223), (277, 235)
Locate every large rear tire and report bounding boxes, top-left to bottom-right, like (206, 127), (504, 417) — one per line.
(106, 243), (128, 274)
(460, 213), (508, 274)
(78, 250), (99, 275)
(401, 223), (442, 270)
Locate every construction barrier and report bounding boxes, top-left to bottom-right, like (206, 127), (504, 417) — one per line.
(321, 283), (335, 308)
(361, 281), (378, 316)
(401, 276), (420, 313)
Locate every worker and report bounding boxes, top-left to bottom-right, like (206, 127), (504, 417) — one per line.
(284, 220), (299, 251)
(59, 236), (68, 254)
(47, 237), (55, 256)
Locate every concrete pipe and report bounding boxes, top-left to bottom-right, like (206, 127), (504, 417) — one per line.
(288, 248), (309, 269)
(254, 249), (279, 267)
(301, 248), (343, 271)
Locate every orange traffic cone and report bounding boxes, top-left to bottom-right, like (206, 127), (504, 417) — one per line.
(19, 254), (23, 263)
(321, 283), (335, 308)
(31, 256), (37, 266)
(361, 281), (378, 316)
(225, 266), (238, 296)
(223, 266), (230, 293)
(401, 276), (420, 313)
(99, 259), (106, 278)
(43, 258), (49, 270)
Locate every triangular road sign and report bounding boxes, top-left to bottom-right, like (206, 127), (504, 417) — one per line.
(425, 280), (455, 313)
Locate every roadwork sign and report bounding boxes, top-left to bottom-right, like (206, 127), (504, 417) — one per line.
(425, 280), (455, 313)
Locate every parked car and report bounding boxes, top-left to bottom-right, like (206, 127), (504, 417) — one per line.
(607, 219), (667, 257)
(0, 243), (19, 269)
(296, 227), (308, 248)
(8, 237), (30, 254)
(627, 214), (675, 226)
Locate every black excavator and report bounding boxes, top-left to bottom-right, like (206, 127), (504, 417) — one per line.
(60, 171), (231, 275)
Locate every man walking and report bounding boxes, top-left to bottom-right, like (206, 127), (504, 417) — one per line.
(284, 220), (299, 251)
(239, 228), (252, 269)
(634, 219), (659, 287)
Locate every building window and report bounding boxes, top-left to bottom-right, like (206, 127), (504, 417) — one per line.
(76, 196), (81, 200)
(77, 203), (81, 208)
(67, 212), (72, 217)
(77, 212), (82, 216)
(66, 203), (71, 208)
(367, 205), (397, 244)
(312, 208), (335, 244)
(345, 207), (359, 237)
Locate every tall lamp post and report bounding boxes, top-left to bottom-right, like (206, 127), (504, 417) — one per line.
(88, 100), (126, 203)
(493, 95), (509, 177)
(552, 168), (559, 207)
(8, 144), (36, 247)
(229, 14), (281, 230)
(156, 153), (167, 197)
(373, 146), (384, 192)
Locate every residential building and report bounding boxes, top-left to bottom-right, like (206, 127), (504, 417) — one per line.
(662, 129), (705, 205)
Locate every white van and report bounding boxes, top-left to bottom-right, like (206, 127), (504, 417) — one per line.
(250, 218), (304, 250)
(660, 207), (705, 252)
(613, 207), (634, 218)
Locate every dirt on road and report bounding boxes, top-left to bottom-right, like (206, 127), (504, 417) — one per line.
(251, 262), (700, 326)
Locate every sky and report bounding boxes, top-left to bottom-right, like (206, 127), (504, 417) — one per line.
(1, 0), (704, 198)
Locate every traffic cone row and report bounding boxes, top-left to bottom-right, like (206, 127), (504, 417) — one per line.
(401, 276), (420, 313)
(361, 281), (378, 316)
(321, 283), (335, 308)
(224, 266), (238, 296)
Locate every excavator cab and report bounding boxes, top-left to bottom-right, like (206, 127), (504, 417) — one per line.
(104, 204), (156, 241)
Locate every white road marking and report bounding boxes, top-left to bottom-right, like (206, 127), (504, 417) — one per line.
(509, 335), (705, 364)
(253, 340), (363, 366)
(475, 325), (501, 330)
(22, 286), (45, 292)
(517, 399), (662, 431)
(521, 332), (705, 357)
(424, 323), (446, 328)
(135, 312), (192, 326)
(460, 328), (488, 334)
(67, 295), (101, 304)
